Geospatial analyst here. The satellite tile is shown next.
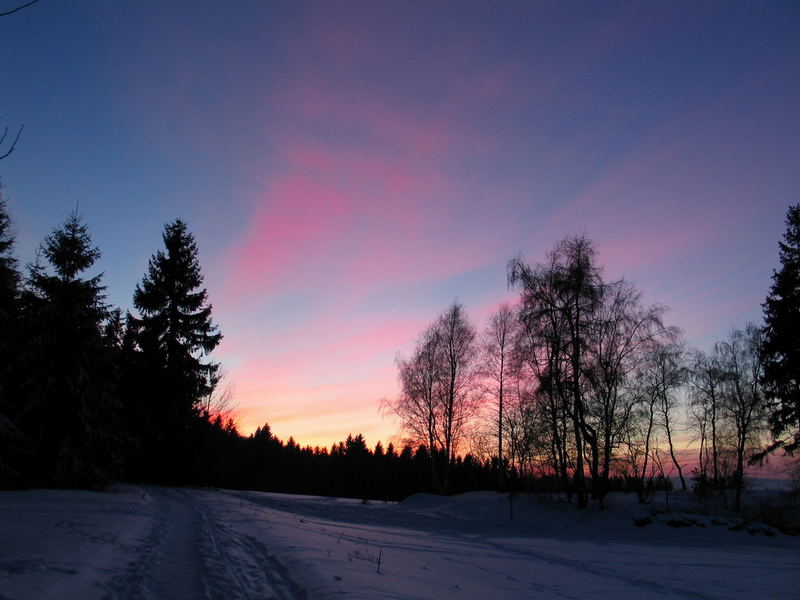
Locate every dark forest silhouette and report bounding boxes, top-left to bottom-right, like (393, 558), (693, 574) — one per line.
(0, 194), (797, 508)
(0, 196), (510, 497)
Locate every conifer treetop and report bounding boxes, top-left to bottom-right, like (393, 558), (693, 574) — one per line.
(41, 210), (101, 282)
(133, 218), (220, 357)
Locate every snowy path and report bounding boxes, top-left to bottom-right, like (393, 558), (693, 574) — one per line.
(0, 486), (308, 599)
(1, 486), (799, 599)
(105, 487), (308, 600)
(120, 488), (206, 598)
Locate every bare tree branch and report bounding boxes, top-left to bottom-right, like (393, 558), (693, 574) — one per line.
(0, 0), (39, 18)
(1, 0), (38, 158)
(0, 123), (23, 160)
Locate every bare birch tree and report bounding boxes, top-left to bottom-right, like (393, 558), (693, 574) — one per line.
(689, 348), (727, 487)
(480, 303), (517, 485)
(435, 303), (479, 491)
(648, 341), (688, 490)
(392, 323), (443, 491)
(717, 324), (766, 511)
(583, 280), (679, 505)
(389, 303), (478, 493)
(509, 235), (604, 508)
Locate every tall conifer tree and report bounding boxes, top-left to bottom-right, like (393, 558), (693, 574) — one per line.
(761, 204), (800, 454)
(130, 219), (221, 478)
(0, 191), (24, 486)
(17, 211), (120, 487)
(0, 192), (18, 324)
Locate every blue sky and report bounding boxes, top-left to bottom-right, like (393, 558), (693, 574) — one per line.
(1, 1), (798, 446)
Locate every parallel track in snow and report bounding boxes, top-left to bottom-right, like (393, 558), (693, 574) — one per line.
(104, 487), (306, 600)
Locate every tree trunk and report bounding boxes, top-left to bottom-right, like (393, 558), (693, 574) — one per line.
(734, 442), (745, 512)
(571, 298), (587, 508)
(663, 403), (686, 490)
(498, 361), (504, 489)
(711, 395), (719, 487)
(638, 397), (656, 503)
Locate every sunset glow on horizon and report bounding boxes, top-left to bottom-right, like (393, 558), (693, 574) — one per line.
(3, 1), (798, 450)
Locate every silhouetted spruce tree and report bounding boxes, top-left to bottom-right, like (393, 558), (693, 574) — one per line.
(0, 192), (18, 324)
(761, 204), (800, 455)
(0, 192), (25, 486)
(16, 211), (121, 487)
(117, 309), (155, 478)
(130, 219), (221, 480)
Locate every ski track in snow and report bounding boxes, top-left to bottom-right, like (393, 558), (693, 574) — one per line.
(103, 487), (306, 600)
(0, 486), (306, 600)
(1, 485), (798, 599)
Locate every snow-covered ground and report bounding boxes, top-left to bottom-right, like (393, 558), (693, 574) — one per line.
(1, 485), (798, 599)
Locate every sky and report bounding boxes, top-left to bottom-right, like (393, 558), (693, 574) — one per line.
(1, 1), (798, 450)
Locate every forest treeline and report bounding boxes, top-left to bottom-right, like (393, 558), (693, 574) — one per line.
(386, 205), (799, 510)
(0, 194), (504, 499)
(0, 193), (797, 510)
(0, 199), (225, 489)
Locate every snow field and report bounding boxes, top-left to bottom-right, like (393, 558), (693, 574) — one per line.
(1, 485), (798, 599)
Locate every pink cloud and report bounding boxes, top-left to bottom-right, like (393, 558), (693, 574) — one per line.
(213, 5), (754, 450)
(225, 175), (351, 294)
(232, 315), (423, 383)
(219, 126), (506, 313)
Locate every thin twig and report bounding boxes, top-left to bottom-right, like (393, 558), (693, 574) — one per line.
(0, 0), (40, 18)
(0, 124), (22, 160)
